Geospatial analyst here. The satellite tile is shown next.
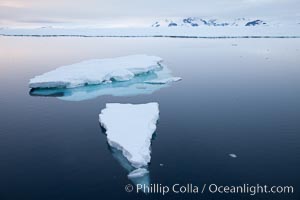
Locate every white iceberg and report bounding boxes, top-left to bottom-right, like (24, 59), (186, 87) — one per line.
(99, 103), (159, 168)
(29, 55), (163, 89)
(30, 61), (181, 101)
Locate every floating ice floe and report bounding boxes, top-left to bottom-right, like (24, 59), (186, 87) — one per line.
(99, 103), (159, 168)
(29, 55), (181, 101)
(100, 103), (158, 189)
(29, 55), (163, 89)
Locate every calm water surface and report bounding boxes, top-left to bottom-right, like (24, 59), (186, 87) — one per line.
(0, 37), (299, 200)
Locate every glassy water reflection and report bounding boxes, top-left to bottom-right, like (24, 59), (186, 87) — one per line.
(0, 37), (299, 200)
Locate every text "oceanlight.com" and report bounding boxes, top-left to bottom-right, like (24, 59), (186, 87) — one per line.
(125, 183), (294, 196)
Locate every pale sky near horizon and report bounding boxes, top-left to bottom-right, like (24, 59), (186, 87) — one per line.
(0, 0), (299, 27)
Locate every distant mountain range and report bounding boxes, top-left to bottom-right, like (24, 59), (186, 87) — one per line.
(151, 18), (268, 27)
(1, 16), (299, 38)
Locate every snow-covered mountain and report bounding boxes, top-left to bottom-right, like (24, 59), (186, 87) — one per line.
(151, 17), (268, 27)
(1, 17), (299, 38)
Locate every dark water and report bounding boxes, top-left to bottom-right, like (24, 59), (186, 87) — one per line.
(0, 37), (299, 200)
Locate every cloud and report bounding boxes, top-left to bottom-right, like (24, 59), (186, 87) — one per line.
(0, 0), (299, 26)
(0, 0), (26, 8)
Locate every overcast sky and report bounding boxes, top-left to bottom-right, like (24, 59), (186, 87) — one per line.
(0, 0), (299, 27)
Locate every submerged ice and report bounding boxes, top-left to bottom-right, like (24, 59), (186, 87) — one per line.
(109, 145), (150, 187)
(99, 103), (159, 168)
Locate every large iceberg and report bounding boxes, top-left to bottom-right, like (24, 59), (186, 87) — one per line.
(99, 103), (159, 168)
(29, 55), (163, 89)
(29, 56), (181, 101)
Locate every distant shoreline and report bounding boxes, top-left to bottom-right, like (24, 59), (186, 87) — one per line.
(1, 35), (300, 38)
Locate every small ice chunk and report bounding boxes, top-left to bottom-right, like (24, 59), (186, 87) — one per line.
(160, 163), (164, 167)
(29, 55), (162, 89)
(110, 145), (150, 187)
(128, 168), (149, 178)
(144, 77), (182, 84)
(99, 103), (159, 168)
(229, 154), (237, 158)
